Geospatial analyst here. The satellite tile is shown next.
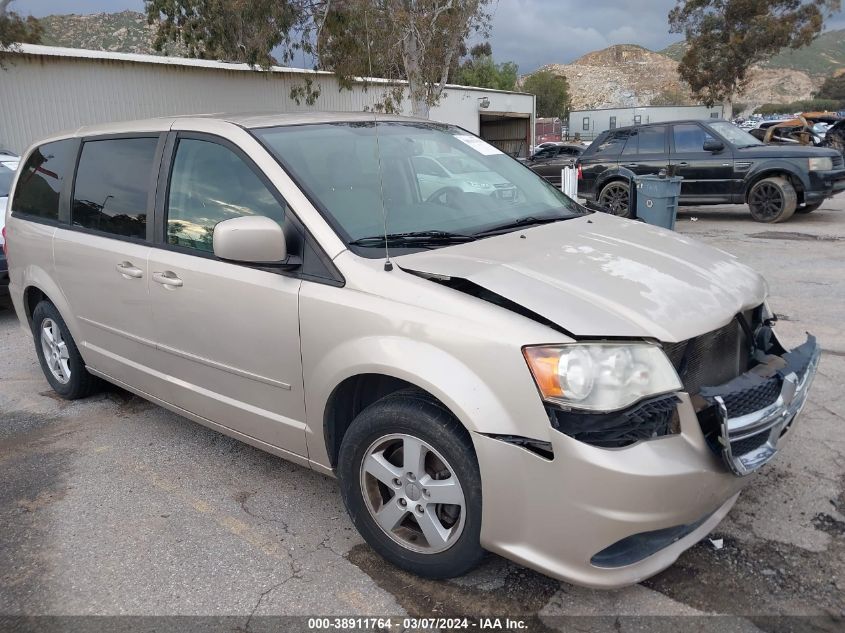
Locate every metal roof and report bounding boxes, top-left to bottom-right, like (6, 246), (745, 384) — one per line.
(9, 44), (531, 97)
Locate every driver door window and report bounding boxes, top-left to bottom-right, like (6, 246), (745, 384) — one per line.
(167, 138), (286, 253)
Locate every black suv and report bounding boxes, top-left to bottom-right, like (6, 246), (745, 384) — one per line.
(578, 119), (845, 222)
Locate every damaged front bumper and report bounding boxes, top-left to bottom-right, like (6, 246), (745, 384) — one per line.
(699, 335), (820, 476)
(473, 331), (820, 588)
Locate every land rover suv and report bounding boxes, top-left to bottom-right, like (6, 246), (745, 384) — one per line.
(578, 119), (845, 222)
(5, 113), (819, 588)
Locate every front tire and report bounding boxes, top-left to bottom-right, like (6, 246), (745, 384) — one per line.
(338, 390), (484, 579)
(31, 300), (100, 399)
(598, 181), (634, 218)
(747, 177), (797, 223)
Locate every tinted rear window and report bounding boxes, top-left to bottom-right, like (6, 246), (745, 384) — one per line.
(71, 137), (159, 240)
(589, 131), (630, 157)
(11, 140), (77, 221)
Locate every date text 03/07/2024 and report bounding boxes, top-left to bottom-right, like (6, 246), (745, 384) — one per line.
(307, 617), (529, 630)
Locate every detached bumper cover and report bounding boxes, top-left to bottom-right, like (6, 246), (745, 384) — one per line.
(699, 335), (820, 476)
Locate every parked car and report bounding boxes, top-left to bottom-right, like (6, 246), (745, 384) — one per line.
(0, 163), (14, 295)
(522, 143), (585, 187)
(412, 154), (517, 201)
(0, 150), (19, 171)
(578, 119), (845, 222)
(5, 113), (819, 588)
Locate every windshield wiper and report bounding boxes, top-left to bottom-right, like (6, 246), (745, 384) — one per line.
(473, 215), (569, 237)
(349, 230), (477, 247)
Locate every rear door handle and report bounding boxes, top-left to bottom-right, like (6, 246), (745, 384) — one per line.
(677, 161), (689, 166)
(152, 271), (183, 288)
(624, 163), (638, 168)
(116, 261), (143, 279)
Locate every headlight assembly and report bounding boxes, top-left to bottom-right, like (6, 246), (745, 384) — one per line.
(808, 157), (833, 171)
(523, 343), (682, 412)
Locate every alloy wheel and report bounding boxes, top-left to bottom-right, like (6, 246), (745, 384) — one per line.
(359, 433), (466, 554)
(750, 182), (785, 221)
(40, 318), (71, 384)
(599, 183), (630, 216)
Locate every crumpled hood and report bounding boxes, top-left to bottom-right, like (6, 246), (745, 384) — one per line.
(396, 213), (766, 342)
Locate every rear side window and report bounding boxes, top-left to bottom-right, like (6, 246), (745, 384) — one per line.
(12, 140), (76, 221)
(637, 126), (666, 154)
(166, 138), (286, 253)
(71, 137), (159, 240)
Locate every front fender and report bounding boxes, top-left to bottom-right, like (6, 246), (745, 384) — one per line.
(742, 161), (810, 197)
(304, 334), (550, 469)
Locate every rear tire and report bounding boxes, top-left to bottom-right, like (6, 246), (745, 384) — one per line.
(338, 390), (484, 579)
(31, 300), (100, 399)
(796, 201), (823, 214)
(747, 177), (797, 223)
(598, 181), (634, 218)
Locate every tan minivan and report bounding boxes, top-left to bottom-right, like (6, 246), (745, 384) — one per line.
(4, 113), (820, 588)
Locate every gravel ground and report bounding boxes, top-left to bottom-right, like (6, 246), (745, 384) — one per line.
(1, 200), (844, 632)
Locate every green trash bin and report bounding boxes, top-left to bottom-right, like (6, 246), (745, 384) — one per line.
(634, 175), (683, 230)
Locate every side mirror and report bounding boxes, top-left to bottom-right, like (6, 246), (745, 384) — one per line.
(213, 216), (292, 266)
(703, 138), (725, 152)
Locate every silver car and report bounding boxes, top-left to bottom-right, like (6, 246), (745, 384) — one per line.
(4, 113), (819, 588)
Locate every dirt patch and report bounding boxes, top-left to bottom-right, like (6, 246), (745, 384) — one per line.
(347, 545), (559, 625)
(811, 513), (845, 537)
(642, 530), (845, 618)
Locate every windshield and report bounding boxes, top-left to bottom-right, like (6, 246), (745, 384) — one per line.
(0, 165), (13, 198)
(710, 121), (763, 147)
(253, 122), (583, 255)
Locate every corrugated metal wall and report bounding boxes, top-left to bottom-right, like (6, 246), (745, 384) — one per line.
(479, 117), (531, 157)
(0, 52), (535, 154)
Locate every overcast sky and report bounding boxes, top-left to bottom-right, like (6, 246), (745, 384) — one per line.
(15, 0), (845, 73)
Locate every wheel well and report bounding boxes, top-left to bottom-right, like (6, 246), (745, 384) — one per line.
(598, 177), (629, 194)
(745, 171), (805, 205)
(23, 286), (48, 325)
(324, 374), (442, 469)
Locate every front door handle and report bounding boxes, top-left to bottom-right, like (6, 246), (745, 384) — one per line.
(152, 271), (183, 288)
(677, 161), (690, 166)
(624, 163), (638, 168)
(116, 261), (144, 279)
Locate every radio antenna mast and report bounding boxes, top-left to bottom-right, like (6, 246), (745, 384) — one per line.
(366, 7), (392, 271)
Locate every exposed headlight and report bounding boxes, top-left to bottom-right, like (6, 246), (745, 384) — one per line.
(523, 343), (682, 412)
(809, 157), (833, 171)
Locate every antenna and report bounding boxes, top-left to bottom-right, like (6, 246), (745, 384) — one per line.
(365, 8), (393, 272)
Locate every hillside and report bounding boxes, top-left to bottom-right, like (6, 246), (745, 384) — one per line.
(537, 44), (820, 111)
(38, 10), (181, 56)
(661, 29), (845, 78)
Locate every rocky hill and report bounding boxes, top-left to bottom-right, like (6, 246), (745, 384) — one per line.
(38, 10), (180, 56)
(661, 29), (845, 78)
(536, 44), (822, 111)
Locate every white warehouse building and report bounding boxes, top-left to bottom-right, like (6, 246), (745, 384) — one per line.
(0, 44), (536, 156)
(569, 105), (725, 141)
